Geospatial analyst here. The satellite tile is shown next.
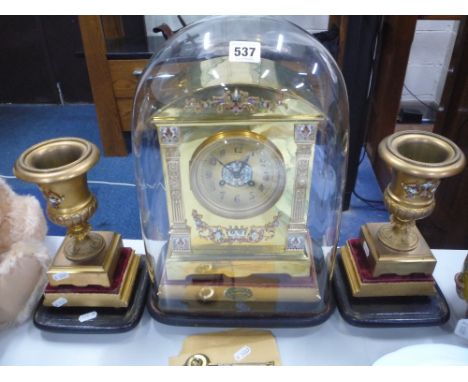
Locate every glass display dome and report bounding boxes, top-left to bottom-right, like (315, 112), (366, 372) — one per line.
(132, 16), (349, 326)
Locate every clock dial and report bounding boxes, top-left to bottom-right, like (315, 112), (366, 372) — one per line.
(190, 131), (286, 219)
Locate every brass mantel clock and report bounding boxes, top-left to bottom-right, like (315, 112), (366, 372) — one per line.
(132, 16), (349, 326)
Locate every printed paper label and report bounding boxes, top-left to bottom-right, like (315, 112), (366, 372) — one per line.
(229, 41), (261, 63)
(455, 319), (468, 340)
(52, 272), (70, 281)
(234, 345), (252, 361)
(52, 297), (68, 308)
(78, 311), (98, 323)
(363, 241), (371, 258)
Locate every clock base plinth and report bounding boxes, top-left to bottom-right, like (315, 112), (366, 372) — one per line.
(165, 250), (312, 280)
(147, 281), (334, 328)
(147, 245), (334, 327)
(332, 249), (450, 327)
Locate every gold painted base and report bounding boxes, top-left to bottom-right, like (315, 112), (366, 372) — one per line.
(362, 223), (436, 277)
(159, 281), (320, 303)
(165, 255), (311, 280)
(43, 251), (140, 308)
(159, 265), (320, 304)
(341, 241), (436, 297)
(165, 241), (312, 280)
(47, 232), (122, 287)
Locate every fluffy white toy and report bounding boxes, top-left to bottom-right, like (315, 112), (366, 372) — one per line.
(0, 178), (50, 329)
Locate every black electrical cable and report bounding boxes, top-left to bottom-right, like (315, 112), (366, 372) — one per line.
(403, 84), (439, 113)
(177, 16), (187, 27)
(353, 147), (386, 210)
(350, 19), (384, 208)
(358, 146), (366, 165)
(352, 190), (387, 211)
(352, 190), (384, 204)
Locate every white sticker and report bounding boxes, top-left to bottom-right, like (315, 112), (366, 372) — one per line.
(229, 41), (261, 63)
(78, 311), (98, 323)
(52, 272), (70, 281)
(454, 319), (468, 340)
(363, 241), (371, 258)
(234, 345), (252, 362)
(52, 297), (68, 308)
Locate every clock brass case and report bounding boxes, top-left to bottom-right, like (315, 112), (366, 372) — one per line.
(158, 121), (320, 282)
(132, 16), (349, 326)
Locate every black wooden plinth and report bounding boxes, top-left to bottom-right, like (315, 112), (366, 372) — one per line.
(333, 253), (450, 327)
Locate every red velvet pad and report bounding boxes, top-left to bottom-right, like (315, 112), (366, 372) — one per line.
(45, 247), (133, 294)
(348, 238), (434, 283)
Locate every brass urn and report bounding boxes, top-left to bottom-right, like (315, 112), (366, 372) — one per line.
(14, 137), (105, 262)
(455, 255), (468, 303)
(340, 130), (466, 300)
(377, 130), (466, 253)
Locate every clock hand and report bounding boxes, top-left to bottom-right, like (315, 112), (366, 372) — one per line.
(234, 154), (250, 177)
(213, 157), (236, 177)
(241, 154), (250, 166)
(213, 157), (229, 169)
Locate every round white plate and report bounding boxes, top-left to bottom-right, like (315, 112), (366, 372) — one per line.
(373, 344), (468, 366)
